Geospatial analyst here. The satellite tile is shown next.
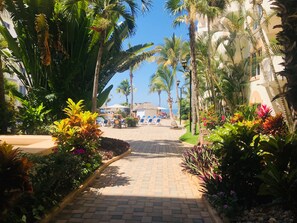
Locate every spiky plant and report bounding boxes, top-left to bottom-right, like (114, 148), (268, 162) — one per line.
(271, 0), (297, 130)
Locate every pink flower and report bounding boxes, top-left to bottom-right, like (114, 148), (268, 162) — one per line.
(221, 115), (226, 121)
(72, 148), (86, 155)
(257, 104), (272, 120)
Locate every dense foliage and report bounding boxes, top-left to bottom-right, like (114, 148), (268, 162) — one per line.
(0, 0), (155, 119)
(1, 99), (130, 222)
(51, 99), (102, 157)
(181, 104), (297, 220)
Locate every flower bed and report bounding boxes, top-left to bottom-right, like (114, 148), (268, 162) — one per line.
(0, 99), (131, 222)
(181, 104), (297, 222)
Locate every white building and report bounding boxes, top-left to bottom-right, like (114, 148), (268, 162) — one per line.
(197, 0), (287, 115)
(1, 10), (26, 97)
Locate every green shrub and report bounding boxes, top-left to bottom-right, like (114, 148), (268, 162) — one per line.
(125, 117), (138, 127)
(18, 99), (51, 134)
(181, 144), (218, 178)
(0, 142), (33, 221)
(181, 114), (188, 120)
(200, 106), (226, 130)
(208, 122), (264, 207)
(258, 134), (297, 217)
(3, 151), (101, 222)
(51, 99), (102, 159)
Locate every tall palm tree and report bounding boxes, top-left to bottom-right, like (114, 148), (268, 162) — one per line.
(156, 34), (185, 117)
(90, 0), (153, 112)
(200, 0), (228, 111)
(116, 79), (131, 104)
(90, 0), (137, 112)
(128, 42), (156, 116)
(151, 66), (174, 120)
(149, 76), (163, 107)
(0, 0), (154, 117)
(213, 11), (251, 112)
(166, 0), (202, 134)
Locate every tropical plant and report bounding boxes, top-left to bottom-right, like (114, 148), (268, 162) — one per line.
(90, 0), (152, 112)
(0, 0), (154, 118)
(166, 0), (202, 134)
(0, 34), (7, 133)
(249, 1), (292, 127)
(51, 99), (102, 159)
(218, 57), (250, 113)
(17, 99), (51, 134)
(200, 106), (226, 130)
(116, 79), (131, 104)
(125, 116), (138, 127)
(271, 0), (297, 131)
(199, 0), (229, 112)
(156, 34), (186, 116)
(128, 42), (155, 115)
(261, 113), (288, 136)
(150, 66), (174, 119)
(149, 79), (163, 107)
(207, 190), (238, 218)
(209, 122), (264, 207)
(0, 142), (33, 220)
(181, 144), (219, 179)
(258, 134), (297, 219)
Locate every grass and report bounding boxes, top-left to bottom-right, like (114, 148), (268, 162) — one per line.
(179, 122), (199, 145)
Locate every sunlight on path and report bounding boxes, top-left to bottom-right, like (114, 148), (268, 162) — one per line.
(53, 119), (213, 223)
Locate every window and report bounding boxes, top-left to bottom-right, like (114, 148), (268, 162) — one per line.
(250, 49), (262, 77)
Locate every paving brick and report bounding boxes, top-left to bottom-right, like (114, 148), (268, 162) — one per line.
(52, 120), (213, 223)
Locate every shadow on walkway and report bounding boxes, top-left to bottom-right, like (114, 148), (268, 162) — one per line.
(54, 194), (210, 223)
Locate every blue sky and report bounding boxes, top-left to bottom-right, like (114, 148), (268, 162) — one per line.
(107, 1), (189, 109)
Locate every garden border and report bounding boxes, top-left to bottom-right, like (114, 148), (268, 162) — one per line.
(41, 148), (132, 223)
(183, 171), (224, 223)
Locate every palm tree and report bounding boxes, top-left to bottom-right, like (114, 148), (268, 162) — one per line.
(149, 76), (163, 107)
(151, 66), (174, 120)
(213, 11), (251, 113)
(90, 0), (153, 112)
(166, 0), (202, 134)
(116, 79), (131, 104)
(90, 0), (137, 112)
(128, 42), (156, 116)
(200, 0), (228, 111)
(156, 34), (185, 117)
(272, 0), (297, 131)
(0, 0), (154, 117)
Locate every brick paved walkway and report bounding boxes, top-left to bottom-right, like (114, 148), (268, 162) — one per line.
(52, 120), (213, 223)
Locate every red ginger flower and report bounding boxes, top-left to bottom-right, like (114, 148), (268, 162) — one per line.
(257, 104), (272, 121)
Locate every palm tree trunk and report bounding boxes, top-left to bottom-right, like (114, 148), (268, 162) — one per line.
(207, 17), (217, 111)
(129, 67), (133, 116)
(189, 20), (199, 135)
(158, 91), (161, 107)
(174, 69), (180, 119)
(92, 31), (106, 113)
(0, 56), (7, 133)
(256, 11), (293, 129)
(168, 94), (174, 120)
